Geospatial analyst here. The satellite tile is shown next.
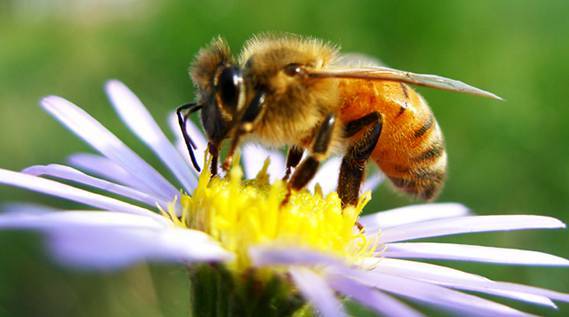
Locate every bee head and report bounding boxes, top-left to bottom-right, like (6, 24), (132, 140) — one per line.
(190, 37), (246, 146)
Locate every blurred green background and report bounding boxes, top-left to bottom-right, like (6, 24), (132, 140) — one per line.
(1, 0), (568, 316)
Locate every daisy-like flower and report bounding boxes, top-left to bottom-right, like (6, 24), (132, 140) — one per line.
(1, 80), (568, 316)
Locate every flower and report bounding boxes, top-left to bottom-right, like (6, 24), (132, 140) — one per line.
(1, 80), (568, 316)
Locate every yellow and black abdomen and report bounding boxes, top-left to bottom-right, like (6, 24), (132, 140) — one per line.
(338, 80), (447, 200)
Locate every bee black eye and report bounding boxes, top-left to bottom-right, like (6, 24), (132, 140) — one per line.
(284, 63), (303, 76)
(216, 66), (242, 111)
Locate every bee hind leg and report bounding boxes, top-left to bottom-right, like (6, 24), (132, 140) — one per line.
(281, 114), (336, 206)
(338, 112), (383, 207)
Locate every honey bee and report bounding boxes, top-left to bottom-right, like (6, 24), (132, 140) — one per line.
(177, 34), (500, 206)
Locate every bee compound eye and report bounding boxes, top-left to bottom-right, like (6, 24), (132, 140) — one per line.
(284, 63), (303, 76)
(217, 67), (242, 111)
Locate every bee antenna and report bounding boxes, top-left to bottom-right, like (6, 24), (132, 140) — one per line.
(176, 102), (203, 172)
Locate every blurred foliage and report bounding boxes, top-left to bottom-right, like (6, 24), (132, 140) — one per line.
(0, 0), (568, 315)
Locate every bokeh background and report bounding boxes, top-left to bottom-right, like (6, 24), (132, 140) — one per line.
(1, 0), (568, 316)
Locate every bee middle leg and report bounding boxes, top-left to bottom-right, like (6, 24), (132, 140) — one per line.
(282, 114), (336, 205)
(338, 112), (383, 207)
(282, 146), (304, 181)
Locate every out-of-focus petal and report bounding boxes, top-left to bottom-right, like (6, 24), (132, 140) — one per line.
(360, 203), (470, 232)
(361, 171), (385, 193)
(290, 267), (347, 317)
(329, 274), (424, 317)
(250, 246), (344, 267)
(242, 143), (286, 181)
(0, 168), (164, 223)
(105, 80), (197, 192)
(372, 258), (557, 307)
(23, 164), (166, 208)
(40, 96), (178, 201)
(380, 215), (565, 243)
(167, 112), (206, 175)
(67, 153), (151, 193)
(308, 156), (341, 194)
(384, 242), (569, 266)
(337, 269), (531, 316)
(0, 211), (231, 269)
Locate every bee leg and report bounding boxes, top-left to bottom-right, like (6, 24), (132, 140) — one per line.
(338, 112), (383, 207)
(176, 102), (203, 172)
(208, 142), (220, 176)
(282, 114), (336, 205)
(283, 146), (304, 181)
(223, 91), (267, 171)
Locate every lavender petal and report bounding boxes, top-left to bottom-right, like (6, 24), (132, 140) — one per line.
(361, 171), (385, 193)
(242, 143), (286, 181)
(105, 80), (197, 192)
(23, 164), (166, 208)
(309, 156), (341, 194)
(0, 210), (231, 269)
(329, 274), (424, 317)
(384, 242), (569, 266)
(360, 203), (470, 232)
(380, 215), (565, 243)
(290, 267), (347, 317)
(250, 246), (344, 267)
(0, 168), (165, 223)
(41, 96), (178, 201)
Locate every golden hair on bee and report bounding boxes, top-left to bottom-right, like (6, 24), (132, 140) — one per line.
(178, 33), (501, 206)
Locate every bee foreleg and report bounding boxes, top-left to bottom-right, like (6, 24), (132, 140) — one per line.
(283, 146), (304, 181)
(282, 114), (336, 205)
(338, 112), (383, 207)
(176, 102), (203, 172)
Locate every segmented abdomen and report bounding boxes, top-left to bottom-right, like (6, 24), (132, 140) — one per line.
(338, 80), (447, 200)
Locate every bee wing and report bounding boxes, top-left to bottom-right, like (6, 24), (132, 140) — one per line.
(333, 53), (384, 67)
(307, 66), (502, 100)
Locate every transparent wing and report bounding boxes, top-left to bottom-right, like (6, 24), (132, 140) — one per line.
(307, 66), (502, 100)
(333, 53), (384, 67)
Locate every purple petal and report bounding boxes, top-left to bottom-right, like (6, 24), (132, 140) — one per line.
(0, 210), (231, 269)
(308, 156), (341, 194)
(250, 246), (344, 267)
(242, 143), (286, 181)
(372, 258), (558, 307)
(67, 153), (152, 193)
(23, 164), (166, 208)
(41, 96), (178, 201)
(380, 215), (565, 243)
(105, 80), (197, 192)
(329, 274), (424, 317)
(289, 267), (347, 317)
(167, 112), (207, 175)
(361, 171), (385, 193)
(360, 203), (470, 232)
(384, 242), (569, 266)
(336, 269), (531, 316)
(0, 168), (164, 223)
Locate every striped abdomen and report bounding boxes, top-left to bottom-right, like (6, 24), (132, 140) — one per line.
(338, 79), (447, 200)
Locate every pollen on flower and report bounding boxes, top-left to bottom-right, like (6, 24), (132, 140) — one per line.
(163, 155), (378, 271)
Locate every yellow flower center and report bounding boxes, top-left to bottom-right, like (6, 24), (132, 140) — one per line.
(163, 155), (378, 272)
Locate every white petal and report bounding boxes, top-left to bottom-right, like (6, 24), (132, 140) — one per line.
(41, 96), (178, 201)
(360, 203), (470, 232)
(23, 164), (166, 208)
(290, 267), (347, 317)
(380, 215), (566, 243)
(67, 153), (151, 193)
(338, 269), (531, 316)
(385, 242), (569, 266)
(308, 156), (341, 194)
(372, 258), (557, 307)
(0, 210), (231, 269)
(105, 80), (197, 192)
(167, 112), (207, 174)
(0, 168), (164, 223)
(329, 274), (424, 317)
(241, 143), (286, 181)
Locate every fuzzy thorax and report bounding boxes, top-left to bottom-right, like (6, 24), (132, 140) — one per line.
(162, 156), (377, 272)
